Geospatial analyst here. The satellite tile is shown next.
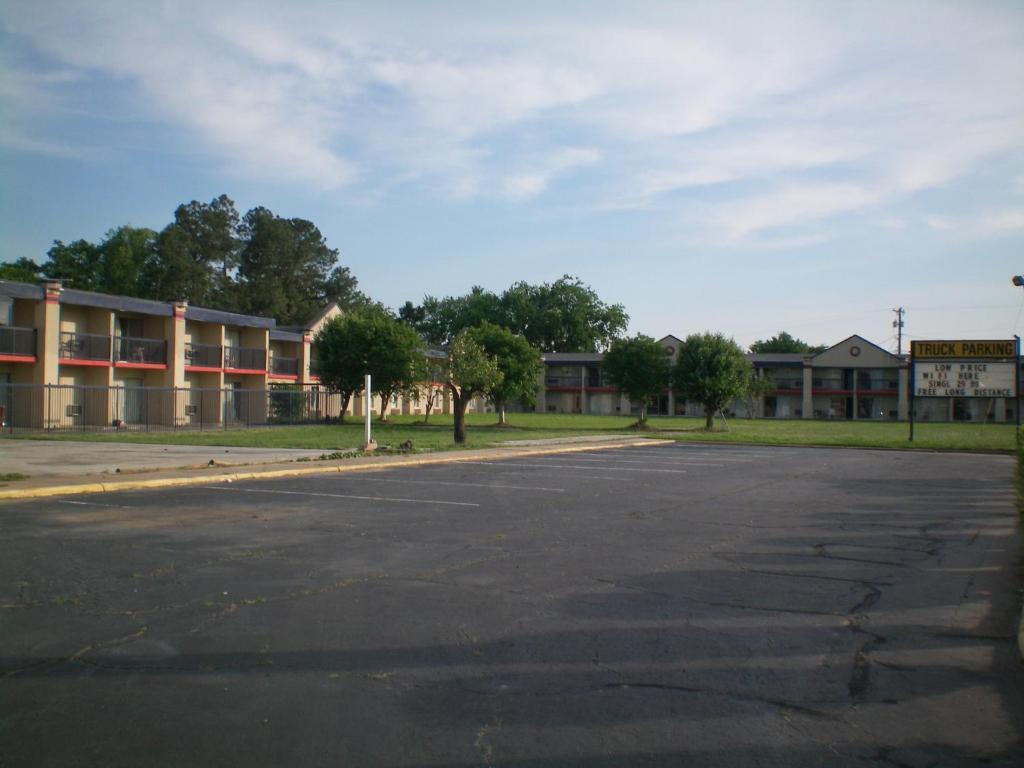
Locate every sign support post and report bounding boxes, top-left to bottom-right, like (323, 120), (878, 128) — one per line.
(908, 354), (915, 442)
(1016, 336), (1021, 448)
(362, 373), (376, 451)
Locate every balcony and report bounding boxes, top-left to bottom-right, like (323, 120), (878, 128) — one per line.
(270, 356), (299, 376)
(185, 342), (222, 368)
(60, 331), (111, 362)
(115, 335), (167, 365)
(224, 346), (266, 371)
(768, 377), (803, 390)
(0, 326), (36, 357)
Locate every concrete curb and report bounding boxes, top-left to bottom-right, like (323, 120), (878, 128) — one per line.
(0, 438), (670, 501)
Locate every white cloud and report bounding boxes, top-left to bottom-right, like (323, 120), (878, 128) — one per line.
(716, 183), (880, 240)
(978, 210), (1024, 233)
(0, 0), (1021, 236)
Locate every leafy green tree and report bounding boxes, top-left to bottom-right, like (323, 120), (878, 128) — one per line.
(313, 314), (367, 422)
(313, 308), (424, 422)
(417, 355), (447, 424)
(601, 334), (672, 423)
(401, 276), (628, 353)
(465, 321), (542, 425)
(673, 333), (752, 430)
(446, 330), (503, 444)
(749, 331), (826, 355)
(743, 369), (774, 419)
(43, 239), (103, 290)
(237, 207), (359, 326)
(401, 287), (504, 347)
(502, 275), (628, 353)
(97, 226), (158, 297)
(151, 195), (240, 306)
(0, 258), (42, 282)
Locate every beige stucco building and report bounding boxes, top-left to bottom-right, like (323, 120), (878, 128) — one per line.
(0, 279), (468, 429)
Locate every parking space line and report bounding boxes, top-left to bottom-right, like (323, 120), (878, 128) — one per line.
(204, 486), (480, 507)
(459, 460), (689, 473)
(356, 477), (566, 493)
(538, 454), (749, 465)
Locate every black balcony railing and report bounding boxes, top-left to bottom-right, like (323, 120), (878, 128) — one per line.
(224, 346), (266, 371)
(115, 336), (167, 365)
(270, 356), (298, 376)
(0, 326), (36, 357)
(546, 375), (586, 388)
(185, 342), (222, 368)
(769, 378), (803, 389)
(60, 331), (111, 362)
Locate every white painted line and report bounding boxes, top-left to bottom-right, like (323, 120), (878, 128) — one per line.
(538, 455), (746, 465)
(204, 486), (480, 507)
(459, 460), (688, 474)
(357, 478), (565, 493)
(57, 499), (136, 509)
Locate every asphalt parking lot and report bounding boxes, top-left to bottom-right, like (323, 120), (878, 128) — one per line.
(2, 443), (1022, 767)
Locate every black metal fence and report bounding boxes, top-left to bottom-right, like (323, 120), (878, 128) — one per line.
(0, 383), (345, 433)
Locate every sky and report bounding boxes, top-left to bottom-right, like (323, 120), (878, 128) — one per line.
(1, 0), (1023, 352)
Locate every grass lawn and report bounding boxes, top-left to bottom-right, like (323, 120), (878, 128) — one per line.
(6, 412), (1017, 453)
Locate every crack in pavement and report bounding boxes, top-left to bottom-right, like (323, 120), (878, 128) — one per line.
(601, 682), (841, 721)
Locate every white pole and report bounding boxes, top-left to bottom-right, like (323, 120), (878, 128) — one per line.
(363, 373), (373, 447)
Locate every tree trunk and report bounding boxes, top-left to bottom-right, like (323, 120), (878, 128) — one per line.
(339, 392), (351, 423)
(452, 390), (470, 444)
(497, 399), (507, 426)
(705, 406), (715, 430)
(378, 389), (390, 422)
(639, 403), (647, 423)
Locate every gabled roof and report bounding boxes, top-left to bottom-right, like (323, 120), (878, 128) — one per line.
(810, 334), (901, 367)
(657, 334), (684, 345)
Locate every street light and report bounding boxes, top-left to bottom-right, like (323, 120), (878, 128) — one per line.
(1013, 275), (1024, 287)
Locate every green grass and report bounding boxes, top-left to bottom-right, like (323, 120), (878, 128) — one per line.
(647, 415), (1017, 452)
(6, 412), (1017, 453)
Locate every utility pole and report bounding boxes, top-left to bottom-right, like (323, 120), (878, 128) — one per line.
(892, 307), (905, 356)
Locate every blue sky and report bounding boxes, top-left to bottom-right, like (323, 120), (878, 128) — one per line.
(1, 0), (1022, 350)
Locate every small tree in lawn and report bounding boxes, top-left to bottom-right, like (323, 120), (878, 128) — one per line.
(366, 316), (425, 422)
(743, 368), (773, 419)
(601, 334), (672, 424)
(447, 331), (503, 444)
(465, 321), (542, 425)
(673, 332), (752, 430)
(314, 309), (423, 422)
(314, 313), (367, 422)
(420, 355), (447, 423)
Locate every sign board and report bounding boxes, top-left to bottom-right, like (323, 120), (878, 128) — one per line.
(909, 338), (1019, 441)
(913, 361), (1015, 398)
(910, 340), (1015, 359)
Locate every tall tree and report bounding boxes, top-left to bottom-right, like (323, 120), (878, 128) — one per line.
(502, 275), (628, 353)
(601, 334), (672, 423)
(402, 276), (628, 353)
(97, 226), (157, 298)
(0, 258), (42, 282)
(237, 207), (359, 326)
(465, 321), (542, 425)
(446, 330), (503, 444)
(43, 239), (103, 291)
(749, 331), (826, 355)
(401, 288), (504, 347)
(673, 333), (752, 430)
(151, 194), (240, 306)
